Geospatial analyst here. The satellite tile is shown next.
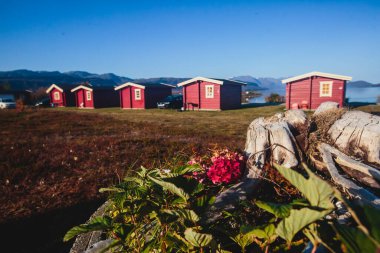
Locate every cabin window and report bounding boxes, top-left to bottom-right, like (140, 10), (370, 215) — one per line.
(86, 91), (92, 100)
(205, 85), (214, 98)
(135, 89), (141, 100)
(320, 81), (333, 97)
(53, 91), (60, 100)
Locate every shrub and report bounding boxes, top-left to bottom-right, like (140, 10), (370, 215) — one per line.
(65, 153), (380, 252)
(265, 93), (285, 103)
(15, 99), (25, 112)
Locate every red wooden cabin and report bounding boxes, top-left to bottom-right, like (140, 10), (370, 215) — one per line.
(282, 71), (352, 110)
(46, 84), (76, 107)
(177, 77), (245, 111)
(114, 82), (174, 109)
(71, 84), (119, 109)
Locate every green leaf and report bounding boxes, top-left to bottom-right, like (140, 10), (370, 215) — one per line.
(147, 175), (189, 202)
(290, 198), (309, 207)
(230, 233), (255, 250)
(99, 187), (125, 193)
(276, 207), (329, 243)
(123, 176), (144, 186)
(273, 163), (335, 209)
(361, 205), (380, 243)
(334, 222), (378, 253)
(162, 165), (203, 178)
(165, 232), (192, 252)
(303, 223), (320, 247)
(256, 201), (292, 218)
(184, 228), (213, 248)
(162, 209), (200, 223)
(63, 216), (112, 242)
(243, 224), (277, 241)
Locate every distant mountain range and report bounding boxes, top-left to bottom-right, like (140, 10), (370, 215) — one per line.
(0, 70), (378, 92)
(345, 80), (380, 88)
(231, 75), (284, 90)
(0, 69), (133, 91)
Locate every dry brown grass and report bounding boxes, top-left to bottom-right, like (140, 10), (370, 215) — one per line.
(0, 105), (285, 222)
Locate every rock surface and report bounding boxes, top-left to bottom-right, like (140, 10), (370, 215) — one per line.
(328, 111), (380, 165)
(284, 109), (307, 125)
(314, 102), (340, 115)
(245, 116), (298, 169)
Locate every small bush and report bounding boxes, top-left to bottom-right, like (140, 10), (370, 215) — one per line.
(65, 152), (380, 253)
(15, 99), (25, 112)
(265, 93), (285, 103)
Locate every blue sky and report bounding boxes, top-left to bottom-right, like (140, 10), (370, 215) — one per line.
(1, 0), (380, 82)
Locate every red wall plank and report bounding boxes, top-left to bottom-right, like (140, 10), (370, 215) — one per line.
(49, 88), (65, 106)
(286, 76), (345, 109)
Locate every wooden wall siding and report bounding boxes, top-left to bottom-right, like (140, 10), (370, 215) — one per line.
(74, 89), (94, 108)
(183, 82), (200, 109)
(131, 86), (145, 109)
(286, 76), (345, 109)
(76, 89), (84, 108)
(121, 87), (132, 108)
(220, 83), (242, 110)
(311, 76), (345, 109)
(50, 88), (64, 106)
(120, 86), (145, 109)
(286, 78), (311, 109)
(183, 81), (221, 110)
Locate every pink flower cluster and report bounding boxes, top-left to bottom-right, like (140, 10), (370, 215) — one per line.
(189, 149), (245, 185)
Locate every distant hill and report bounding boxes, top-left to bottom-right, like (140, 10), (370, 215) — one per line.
(231, 75), (283, 90)
(0, 69), (133, 91)
(347, 80), (380, 88)
(133, 77), (188, 85)
(1, 70), (378, 93)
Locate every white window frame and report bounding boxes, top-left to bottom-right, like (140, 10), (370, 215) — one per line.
(319, 81), (333, 97)
(54, 91), (60, 100)
(86, 91), (92, 100)
(205, 85), (214, 98)
(135, 89), (141, 100)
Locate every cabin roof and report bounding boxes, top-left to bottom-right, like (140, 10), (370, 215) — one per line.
(281, 71), (352, 84)
(114, 82), (175, 90)
(177, 76), (246, 87)
(46, 83), (77, 93)
(70, 83), (116, 92)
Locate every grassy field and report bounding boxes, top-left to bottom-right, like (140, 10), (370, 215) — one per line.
(0, 104), (379, 253)
(0, 105), (285, 253)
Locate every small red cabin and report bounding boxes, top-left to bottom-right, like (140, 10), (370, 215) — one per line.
(178, 77), (245, 111)
(71, 84), (119, 109)
(46, 84), (76, 107)
(282, 71), (352, 110)
(114, 82), (174, 109)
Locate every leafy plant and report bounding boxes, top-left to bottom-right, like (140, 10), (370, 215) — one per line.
(64, 164), (221, 252)
(64, 158), (380, 253)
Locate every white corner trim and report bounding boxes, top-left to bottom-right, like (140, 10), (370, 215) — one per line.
(281, 71), (352, 84)
(319, 81), (333, 97)
(177, 77), (224, 87)
(205, 85), (214, 98)
(71, 85), (93, 92)
(114, 82), (146, 90)
(46, 84), (63, 93)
